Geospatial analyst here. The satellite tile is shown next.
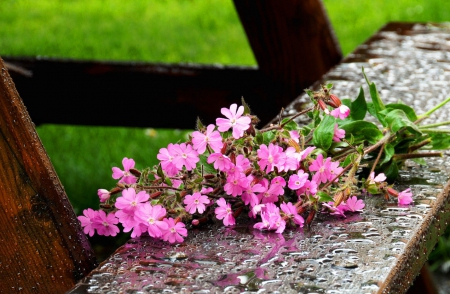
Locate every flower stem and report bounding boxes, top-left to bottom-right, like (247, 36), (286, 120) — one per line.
(393, 152), (442, 160)
(417, 97), (450, 119)
(419, 128), (450, 134)
(419, 120), (450, 129)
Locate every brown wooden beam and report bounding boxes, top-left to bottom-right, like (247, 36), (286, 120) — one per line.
(233, 0), (342, 110)
(0, 57), (97, 293)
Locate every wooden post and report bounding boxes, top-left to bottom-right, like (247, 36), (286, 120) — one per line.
(233, 0), (342, 110)
(0, 57), (97, 293)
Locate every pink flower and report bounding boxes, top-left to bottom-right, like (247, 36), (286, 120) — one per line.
(112, 157), (138, 184)
(242, 176), (265, 207)
(115, 188), (149, 212)
(330, 105), (350, 119)
(115, 209), (143, 237)
(215, 198), (235, 226)
(157, 143), (180, 176)
(135, 203), (168, 238)
(329, 160), (343, 182)
(270, 176), (286, 195)
(280, 202), (304, 227)
(184, 192), (210, 214)
(309, 154), (332, 184)
(289, 130), (300, 143)
(78, 208), (99, 237)
(224, 172), (248, 196)
(172, 143), (199, 171)
(296, 179), (318, 197)
(97, 189), (110, 202)
(322, 202), (346, 218)
(257, 143), (285, 173)
(288, 170), (308, 190)
(333, 124), (345, 142)
(162, 218), (188, 243)
(281, 147), (300, 171)
(207, 153), (233, 171)
(93, 210), (120, 237)
(398, 188), (413, 205)
(299, 146), (316, 161)
(253, 203), (286, 233)
(367, 172), (386, 184)
(342, 196), (365, 212)
(216, 104), (251, 139)
(192, 124), (223, 154)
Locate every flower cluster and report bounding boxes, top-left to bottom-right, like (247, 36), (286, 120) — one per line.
(79, 77), (449, 243)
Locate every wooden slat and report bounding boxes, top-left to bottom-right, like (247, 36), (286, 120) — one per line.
(0, 57), (97, 293)
(3, 58), (275, 129)
(233, 0), (342, 111)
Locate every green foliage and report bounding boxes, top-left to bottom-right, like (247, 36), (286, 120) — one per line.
(313, 115), (336, 151)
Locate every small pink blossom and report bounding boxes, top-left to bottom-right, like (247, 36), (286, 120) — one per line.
(112, 157), (137, 184)
(280, 202), (304, 227)
(398, 188), (413, 205)
(242, 176), (265, 207)
(333, 124), (346, 142)
(330, 105), (350, 119)
(135, 203), (168, 238)
(162, 218), (188, 243)
(97, 189), (110, 202)
(253, 203), (286, 233)
(184, 192), (210, 214)
(367, 172), (387, 184)
(329, 160), (344, 182)
(157, 143), (180, 176)
(299, 146), (316, 160)
(257, 143), (285, 173)
(281, 147), (300, 171)
(93, 210), (120, 237)
(224, 172), (248, 196)
(215, 198), (235, 226)
(115, 187), (149, 212)
(288, 170), (308, 190)
(296, 179), (318, 197)
(207, 153), (233, 171)
(309, 154), (332, 184)
(342, 196), (365, 212)
(78, 208), (99, 237)
(289, 130), (300, 143)
(171, 143), (199, 171)
(322, 202), (347, 218)
(192, 124), (223, 154)
(216, 104), (251, 139)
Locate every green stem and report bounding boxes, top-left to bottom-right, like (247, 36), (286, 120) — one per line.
(393, 152), (442, 160)
(419, 120), (450, 129)
(417, 97), (450, 119)
(419, 128), (450, 134)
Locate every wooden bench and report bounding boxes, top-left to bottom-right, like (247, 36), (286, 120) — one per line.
(0, 3), (449, 294)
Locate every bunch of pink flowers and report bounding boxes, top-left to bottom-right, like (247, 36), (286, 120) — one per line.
(78, 89), (414, 243)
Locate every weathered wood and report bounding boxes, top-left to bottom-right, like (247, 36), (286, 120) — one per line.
(233, 0), (342, 111)
(68, 22), (450, 293)
(2, 57), (275, 128)
(0, 57), (97, 293)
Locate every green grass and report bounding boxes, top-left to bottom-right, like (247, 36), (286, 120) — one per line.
(1, 0), (450, 264)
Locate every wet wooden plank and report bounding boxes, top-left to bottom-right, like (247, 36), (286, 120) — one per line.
(0, 57), (98, 293)
(233, 0), (342, 111)
(68, 22), (450, 293)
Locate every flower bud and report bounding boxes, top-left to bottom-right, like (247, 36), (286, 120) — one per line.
(97, 189), (110, 202)
(192, 219), (200, 226)
(328, 94), (342, 108)
(109, 187), (122, 195)
(204, 174), (215, 180)
(150, 191), (162, 199)
(129, 168), (141, 177)
(387, 187), (399, 197)
(305, 210), (316, 225)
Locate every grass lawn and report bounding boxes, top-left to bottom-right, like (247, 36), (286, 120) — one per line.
(1, 0), (450, 264)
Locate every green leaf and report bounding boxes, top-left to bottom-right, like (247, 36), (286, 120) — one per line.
(199, 154), (217, 174)
(196, 117), (204, 131)
(325, 83), (333, 89)
(304, 89), (314, 99)
(317, 191), (334, 203)
(340, 121), (383, 144)
(165, 177), (173, 187)
(263, 131), (276, 145)
(255, 129), (264, 145)
(350, 87), (367, 120)
(363, 68), (386, 126)
(157, 164), (165, 179)
(429, 133), (450, 150)
(385, 109), (422, 135)
(380, 143), (395, 165)
(313, 115), (336, 150)
(379, 160), (399, 181)
(281, 118), (299, 131)
(384, 103), (418, 121)
(241, 97), (251, 115)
